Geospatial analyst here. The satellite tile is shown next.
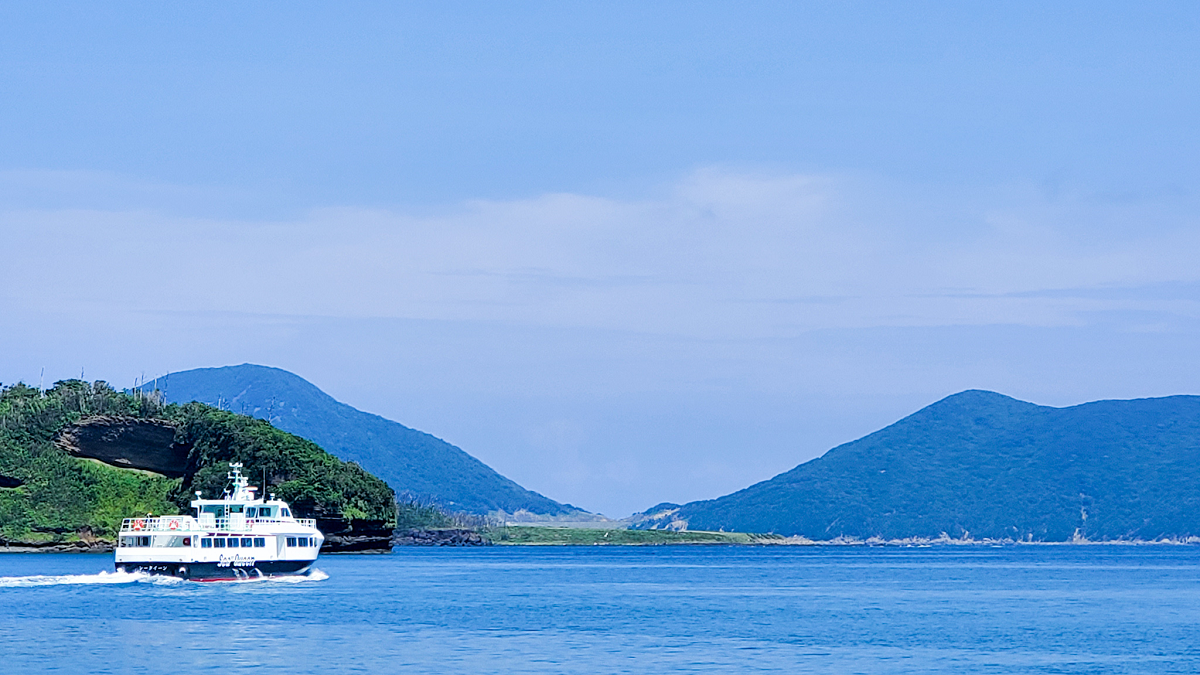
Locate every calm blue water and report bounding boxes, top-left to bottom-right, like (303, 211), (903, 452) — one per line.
(2, 546), (1200, 673)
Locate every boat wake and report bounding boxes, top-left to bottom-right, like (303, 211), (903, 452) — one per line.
(0, 570), (184, 588)
(200, 567), (330, 584)
(0, 566), (328, 588)
(270, 567), (329, 583)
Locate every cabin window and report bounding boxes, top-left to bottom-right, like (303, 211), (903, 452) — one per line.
(229, 505), (244, 514)
(259, 507), (274, 518)
(254, 538), (265, 547)
(201, 538), (212, 548)
(286, 537), (297, 547)
(201, 505), (224, 517)
(183, 537), (191, 546)
(281, 508), (291, 518)
(214, 538), (226, 548)
(246, 507), (257, 518)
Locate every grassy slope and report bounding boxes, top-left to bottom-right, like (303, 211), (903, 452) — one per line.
(0, 380), (395, 544)
(149, 364), (574, 515)
(672, 391), (1200, 541)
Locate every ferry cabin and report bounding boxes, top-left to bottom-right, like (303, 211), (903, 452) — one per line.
(115, 466), (325, 581)
(117, 530), (320, 559)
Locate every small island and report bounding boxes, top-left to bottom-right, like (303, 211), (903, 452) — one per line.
(0, 380), (395, 552)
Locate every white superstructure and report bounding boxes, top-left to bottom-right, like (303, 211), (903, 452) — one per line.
(114, 463), (325, 581)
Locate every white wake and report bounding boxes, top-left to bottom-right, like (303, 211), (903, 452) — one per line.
(0, 570), (183, 588)
(203, 567), (330, 584)
(0, 567), (329, 587)
(269, 567), (329, 583)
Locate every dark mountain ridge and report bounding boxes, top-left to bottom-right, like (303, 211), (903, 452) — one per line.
(647, 390), (1200, 541)
(147, 364), (576, 516)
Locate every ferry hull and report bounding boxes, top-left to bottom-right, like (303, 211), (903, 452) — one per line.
(116, 559), (313, 581)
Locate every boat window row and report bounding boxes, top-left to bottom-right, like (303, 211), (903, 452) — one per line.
(286, 537), (315, 547)
(244, 506), (291, 518)
(199, 537), (267, 548)
(197, 505), (293, 519)
(119, 535), (192, 548)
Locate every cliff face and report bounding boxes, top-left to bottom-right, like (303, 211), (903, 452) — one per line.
(55, 416), (188, 477)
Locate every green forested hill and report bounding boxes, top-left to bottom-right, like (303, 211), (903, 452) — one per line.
(653, 391), (1200, 541)
(147, 364), (577, 516)
(0, 380), (395, 546)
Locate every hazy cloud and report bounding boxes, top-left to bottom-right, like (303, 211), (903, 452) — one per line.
(5, 168), (1197, 338)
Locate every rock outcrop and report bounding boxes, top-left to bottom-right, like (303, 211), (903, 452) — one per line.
(391, 528), (490, 546)
(54, 416), (188, 477)
(317, 517), (394, 552)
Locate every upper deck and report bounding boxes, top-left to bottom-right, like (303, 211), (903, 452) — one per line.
(120, 463), (317, 534)
(119, 514), (317, 533)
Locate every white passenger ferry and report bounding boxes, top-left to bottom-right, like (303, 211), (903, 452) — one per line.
(115, 463), (325, 581)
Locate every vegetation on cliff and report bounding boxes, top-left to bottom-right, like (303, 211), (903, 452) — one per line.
(0, 379), (395, 545)
(172, 403), (395, 524)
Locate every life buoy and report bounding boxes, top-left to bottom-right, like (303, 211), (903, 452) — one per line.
(168, 520), (180, 530)
(132, 519), (145, 531)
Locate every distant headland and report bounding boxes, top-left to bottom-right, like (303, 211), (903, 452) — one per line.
(632, 390), (1200, 543)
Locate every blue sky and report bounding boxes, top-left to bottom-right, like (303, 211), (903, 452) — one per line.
(2, 2), (1199, 516)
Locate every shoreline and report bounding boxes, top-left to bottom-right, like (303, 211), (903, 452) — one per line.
(7, 530), (1200, 552)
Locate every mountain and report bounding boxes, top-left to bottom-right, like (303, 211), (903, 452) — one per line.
(642, 390), (1200, 541)
(0, 379), (395, 549)
(146, 364), (576, 516)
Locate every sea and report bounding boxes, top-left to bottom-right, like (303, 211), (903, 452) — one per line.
(1, 545), (1199, 674)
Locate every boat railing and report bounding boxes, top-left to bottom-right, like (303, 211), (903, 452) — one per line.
(119, 516), (197, 533)
(247, 517), (318, 528)
(120, 516), (319, 532)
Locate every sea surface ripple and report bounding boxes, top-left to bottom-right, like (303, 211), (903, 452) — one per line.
(1, 546), (1199, 673)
